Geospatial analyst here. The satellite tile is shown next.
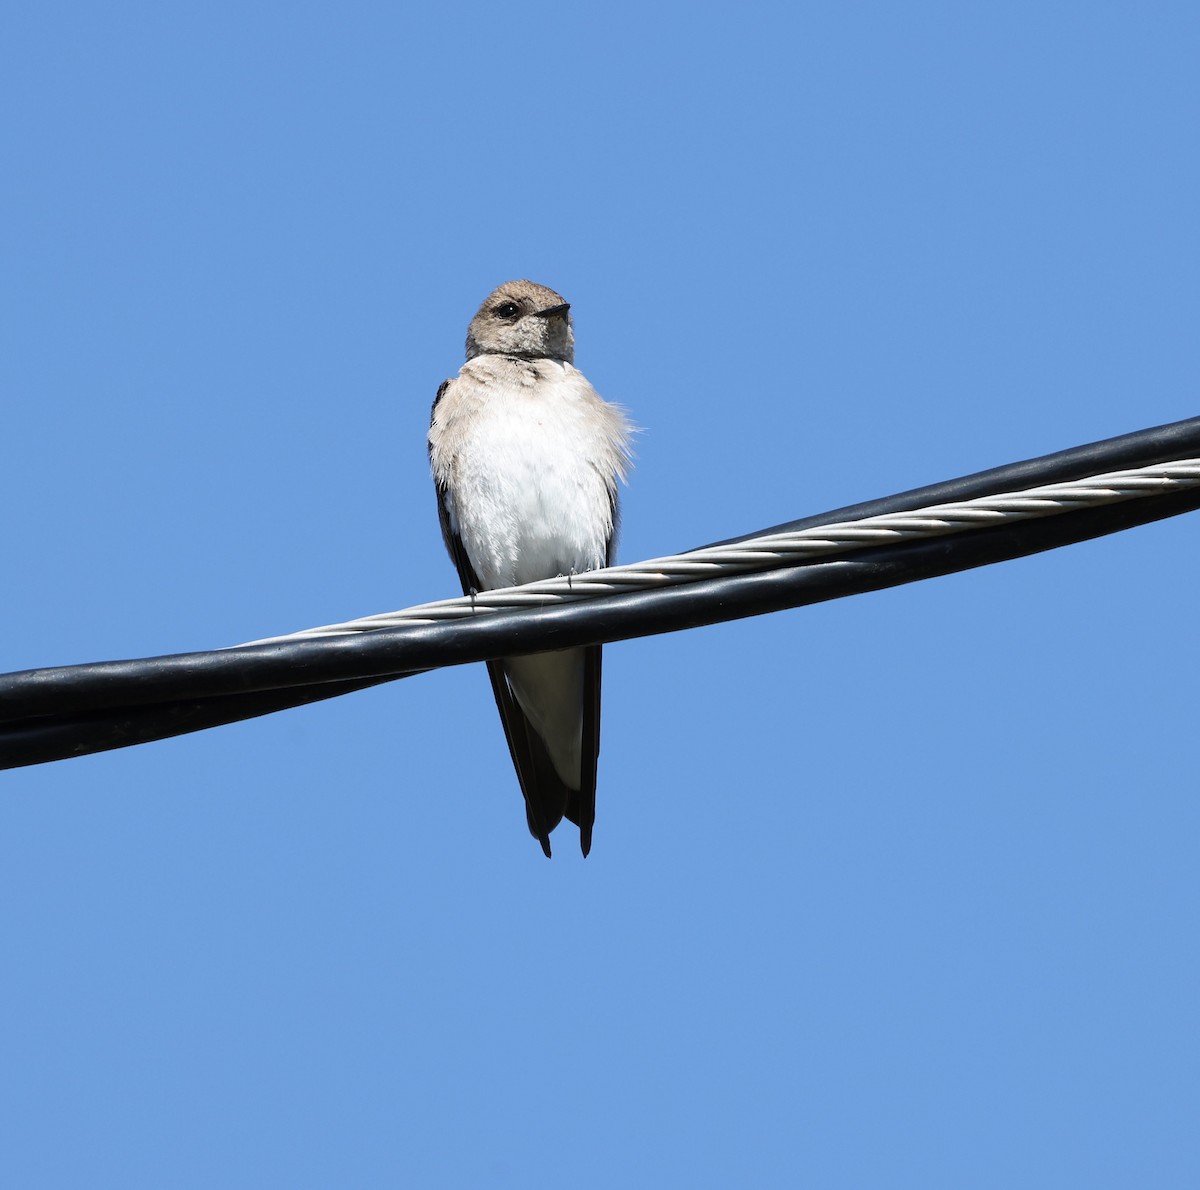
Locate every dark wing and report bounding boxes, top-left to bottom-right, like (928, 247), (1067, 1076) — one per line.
(561, 506), (616, 856)
(430, 379), (575, 858)
(563, 645), (601, 857)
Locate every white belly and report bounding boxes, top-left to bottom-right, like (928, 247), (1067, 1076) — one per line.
(451, 375), (613, 591)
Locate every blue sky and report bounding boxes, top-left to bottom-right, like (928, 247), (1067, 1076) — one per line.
(2, 2), (1199, 1186)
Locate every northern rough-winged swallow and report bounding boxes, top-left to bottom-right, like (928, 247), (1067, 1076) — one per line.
(428, 281), (633, 857)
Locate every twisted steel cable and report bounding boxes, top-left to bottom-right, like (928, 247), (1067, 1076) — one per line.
(3, 414), (1199, 770)
(242, 457), (1200, 646)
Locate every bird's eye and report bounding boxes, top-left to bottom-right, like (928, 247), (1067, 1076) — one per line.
(494, 302), (520, 319)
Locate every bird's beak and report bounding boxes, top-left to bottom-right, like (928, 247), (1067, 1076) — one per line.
(534, 303), (571, 319)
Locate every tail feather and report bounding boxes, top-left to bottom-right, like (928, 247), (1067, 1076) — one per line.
(562, 646), (602, 857)
(484, 660), (572, 857)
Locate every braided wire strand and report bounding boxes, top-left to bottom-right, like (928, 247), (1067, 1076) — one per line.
(241, 458), (1200, 647)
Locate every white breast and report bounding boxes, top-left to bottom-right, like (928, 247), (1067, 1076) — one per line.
(435, 359), (630, 591)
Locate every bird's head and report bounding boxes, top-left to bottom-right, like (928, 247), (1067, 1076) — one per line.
(465, 280), (575, 363)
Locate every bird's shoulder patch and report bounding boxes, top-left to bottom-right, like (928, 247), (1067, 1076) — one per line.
(430, 378), (451, 424)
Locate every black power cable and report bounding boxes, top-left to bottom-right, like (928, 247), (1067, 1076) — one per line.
(2, 414), (1199, 771)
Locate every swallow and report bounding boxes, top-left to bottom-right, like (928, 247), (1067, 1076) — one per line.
(428, 280), (633, 855)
